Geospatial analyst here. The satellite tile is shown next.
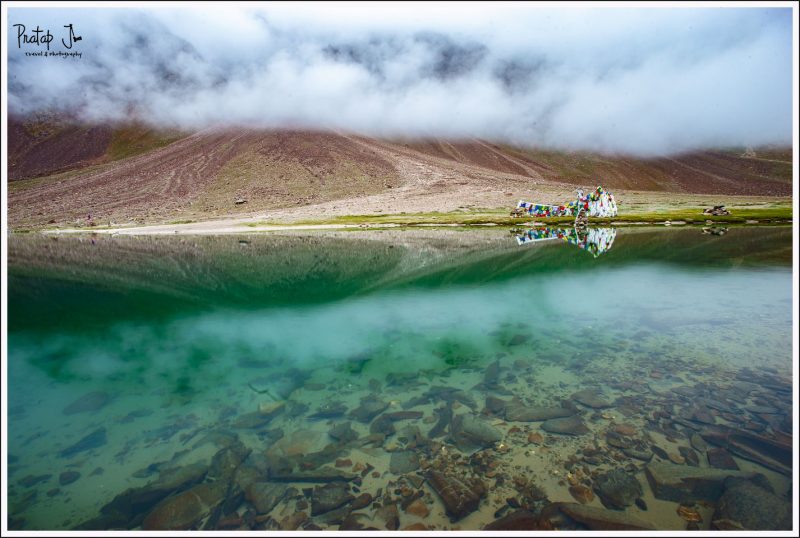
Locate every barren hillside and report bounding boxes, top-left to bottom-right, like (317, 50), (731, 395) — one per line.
(7, 116), (792, 229)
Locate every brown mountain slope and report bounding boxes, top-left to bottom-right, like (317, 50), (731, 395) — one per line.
(7, 124), (792, 229)
(397, 140), (792, 195)
(8, 114), (186, 181)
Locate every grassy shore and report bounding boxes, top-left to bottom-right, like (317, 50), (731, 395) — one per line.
(11, 198), (793, 234)
(242, 205), (793, 228)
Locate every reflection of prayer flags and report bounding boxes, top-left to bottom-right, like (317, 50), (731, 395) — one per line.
(513, 226), (616, 256)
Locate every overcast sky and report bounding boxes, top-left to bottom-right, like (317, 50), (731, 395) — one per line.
(6, 4), (794, 155)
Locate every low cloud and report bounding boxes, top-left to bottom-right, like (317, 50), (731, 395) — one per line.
(6, 5), (793, 155)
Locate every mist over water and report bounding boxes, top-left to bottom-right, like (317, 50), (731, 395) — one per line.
(8, 264), (791, 388)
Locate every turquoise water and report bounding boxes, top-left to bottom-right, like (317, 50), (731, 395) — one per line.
(6, 226), (794, 530)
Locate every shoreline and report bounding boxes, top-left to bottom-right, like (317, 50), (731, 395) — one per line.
(29, 208), (794, 236)
(36, 220), (793, 237)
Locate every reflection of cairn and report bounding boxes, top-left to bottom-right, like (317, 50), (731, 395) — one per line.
(702, 226), (728, 236)
(574, 209), (589, 228)
(703, 205), (730, 216)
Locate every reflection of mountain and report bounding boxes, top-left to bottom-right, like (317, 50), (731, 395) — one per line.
(514, 227), (617, 257)
(8, 226), (791, 332)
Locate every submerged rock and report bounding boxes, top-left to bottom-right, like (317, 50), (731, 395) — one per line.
(679, 446), (700, 467)
(484, 359), (502, 383)
(338, 512), (369, 530)
(59, 427), (107, 458)
(483, 509), (543, 530)
(19, 474), (52, 488)
(592, 469), (642, 510)
(668, 452), (686, 465)
(677, 504), (702, 523)
(132, 462), (166, 479)
(725, 430), (792, 476)
(689, 406), (716, 425)
(59, 471), (81, 485)
(606, 431), (632, 449)
(450, 414), (502, 452)
(622, 445), (653, 462)
(389, 451), (420, 475)
(328, 422), (358, 444)
(528, 432), (544, 444)
(279, 511), (308, 530)
(644, 462), (762, 503)
(508, 334), (531, 346)
(369, 415), (396, 436)
(707, 447), (739, 470)
(558, 502), (656, 530)
(310, 483), (354, 516)
(404, 498), (429, 518)
(268, 466), (356, 483)
(268, 430), (323, 458)
(142, 481), (227, 530)
(568, 485), (594, 504)
(350, 493), (373, 510)
(63, 391), (111, 415)
(246, 482), (286, 514)
(613, 424), (637, 436)
(426, 470), (486, 521)
(230, 412), (274, 430)
(505, 404), (573, 422)
(308, 402), (348, 420)
(713, 477), (792, 530)
(541, 416), (589, 436)
(208, 441), (251, 482)
(85, 462), (209, 529)
(427, 404), (453, 439)
(650, 445), (669, 460)
(348, 395), (389, 423)
(258, 401), (286, 418)
(375, 502), (400, 530)
(485, 396), (508, 415)
(571, 389), (612, 409)
(383, 411), (424, 422)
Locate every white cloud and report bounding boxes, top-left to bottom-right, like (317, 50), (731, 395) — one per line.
(6, 5), (793, 155)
